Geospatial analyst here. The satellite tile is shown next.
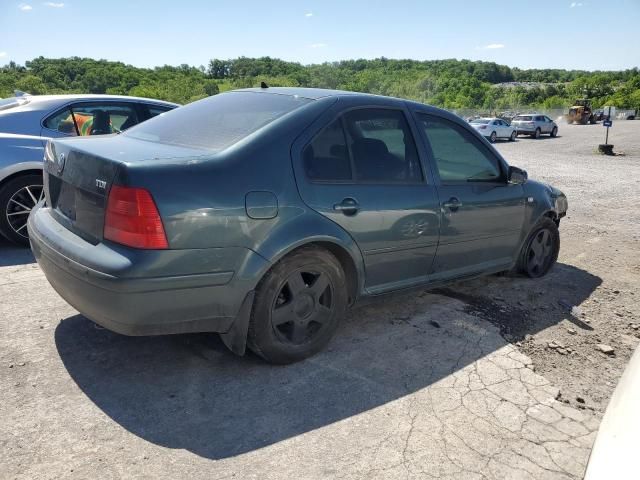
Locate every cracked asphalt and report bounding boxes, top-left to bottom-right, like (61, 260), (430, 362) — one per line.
(1, 121), (639, 479)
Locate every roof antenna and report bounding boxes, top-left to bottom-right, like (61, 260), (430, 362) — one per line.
(260, 81), (269, 89)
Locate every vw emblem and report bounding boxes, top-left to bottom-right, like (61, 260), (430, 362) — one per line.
(56, 153), (66, 174)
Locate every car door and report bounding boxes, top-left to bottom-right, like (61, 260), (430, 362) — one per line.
(41, 101), (141, 138)
(535, 115), (548, 133)
(292, 100), (440, 293)
(413, 112), (525, 280)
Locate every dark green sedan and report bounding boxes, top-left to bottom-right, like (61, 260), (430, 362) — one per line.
(28, 87), (567, 364)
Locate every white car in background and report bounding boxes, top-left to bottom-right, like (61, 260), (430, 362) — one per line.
(469, 117), (516, 143)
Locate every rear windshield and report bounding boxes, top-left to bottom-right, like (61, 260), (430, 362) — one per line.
(124, 91), (312, 152)
(514, 115), (533, 121)
(470, 119), (490, 124)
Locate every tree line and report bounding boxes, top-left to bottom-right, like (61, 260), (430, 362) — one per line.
(1, 56), (638, 111)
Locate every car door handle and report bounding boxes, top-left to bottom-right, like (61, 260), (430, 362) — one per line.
(333, 198), (360, 215)
(442, 197), (462, 211)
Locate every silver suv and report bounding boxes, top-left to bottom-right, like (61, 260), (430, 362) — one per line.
(512, 114), (558, 139)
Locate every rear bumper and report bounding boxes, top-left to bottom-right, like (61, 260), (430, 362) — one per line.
(28, 205), (267, 336)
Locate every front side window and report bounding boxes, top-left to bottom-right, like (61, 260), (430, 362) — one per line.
(147, 105), (173, 119)
(418, 114), (502, 183)
(44, 108), (78, 135)
(44, 103), (139, 136)
(71, 103), (139, 135)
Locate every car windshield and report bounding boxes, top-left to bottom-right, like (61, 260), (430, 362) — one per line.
(514, 115), (533, 121)
(470, 119), (490, 124)
(124, 91), (312, 152)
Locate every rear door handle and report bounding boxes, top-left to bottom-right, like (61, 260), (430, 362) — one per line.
(333, 197), (360, 215)
(442, 197), (462, 211)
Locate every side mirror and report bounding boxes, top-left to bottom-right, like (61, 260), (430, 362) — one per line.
(508, 166), (528, 185)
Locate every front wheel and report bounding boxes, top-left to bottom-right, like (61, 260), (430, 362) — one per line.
(550, 126), (558, 137)
(247, 246), (347, 364)
(489, 131), (497, 143)
(0, 174), (44, 246)
(509, 130), (517, 141)
(517, 218), (560, 278)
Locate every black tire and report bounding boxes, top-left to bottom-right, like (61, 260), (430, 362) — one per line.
(550, 126), (558, 137)
(534, 128), (541, 139)
(0, 174), (43, 246)
(509, 130), (517, 141)
(489, 131), (497, 143)
(247, 246), (348, 364)
(516, 218), (560, 278)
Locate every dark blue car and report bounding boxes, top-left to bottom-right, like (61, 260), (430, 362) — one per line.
(28, 87), (567, 363)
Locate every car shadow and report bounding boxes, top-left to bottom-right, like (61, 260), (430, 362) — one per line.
(55, 262), (600, 460)
(0, 239), (35, 267)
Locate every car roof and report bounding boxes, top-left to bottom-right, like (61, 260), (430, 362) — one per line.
(9, 94), (179, 112)
(235, 87), (361, 100)
(233, 86), (449, 113)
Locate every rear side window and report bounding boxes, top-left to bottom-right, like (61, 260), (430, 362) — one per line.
(418, 114), (501, 182)
(304, 108), (423, 183)
(304, 119), (352, 181)
(125, 92), (312, 152)
(345, 109), (422, 182)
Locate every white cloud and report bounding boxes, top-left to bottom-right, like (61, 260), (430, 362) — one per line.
(570, 2), (583, 7)
(309, 43), (328, 48)
(481, 43), (505, 49)
(19, 3), (33, 10)
(44, 2), (64, 7)
(305, 12), (313, 17)
(0, 52), (7, 58)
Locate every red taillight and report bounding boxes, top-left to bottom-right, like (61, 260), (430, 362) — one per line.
(479, 125), (487, 130)
(104, 185), (168, 249)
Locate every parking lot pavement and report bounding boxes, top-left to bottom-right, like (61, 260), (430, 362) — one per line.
(1, 121), (639, 479)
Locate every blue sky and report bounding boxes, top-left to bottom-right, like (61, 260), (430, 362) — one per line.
(1, 0), (639, 71)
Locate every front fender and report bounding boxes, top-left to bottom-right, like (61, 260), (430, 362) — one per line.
(523, 180), (568, 226)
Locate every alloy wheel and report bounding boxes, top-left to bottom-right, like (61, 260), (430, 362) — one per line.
(270, 268), (334, 345)
(526, 228), (554, 277)
(5, 184), (43, 239)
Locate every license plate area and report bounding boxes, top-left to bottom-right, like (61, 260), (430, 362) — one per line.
(56, 181), (77, 221)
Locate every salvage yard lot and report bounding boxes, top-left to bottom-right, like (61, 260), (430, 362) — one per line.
(1, 121), (639, 480)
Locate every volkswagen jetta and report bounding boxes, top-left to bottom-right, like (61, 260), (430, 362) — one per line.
(28, 87), (568, 364)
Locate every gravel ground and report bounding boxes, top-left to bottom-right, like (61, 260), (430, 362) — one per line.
(0, 120), (638, 479)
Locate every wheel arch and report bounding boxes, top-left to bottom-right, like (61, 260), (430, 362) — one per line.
(259, 235), (364, 306)
(0, 163), (44, 189)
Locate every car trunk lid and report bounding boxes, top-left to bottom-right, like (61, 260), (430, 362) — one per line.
(44, 135), (208, 244)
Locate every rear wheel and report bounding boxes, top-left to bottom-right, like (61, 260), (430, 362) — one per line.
(247, 246), (347, 364)
(0, 174), (43, 246)
(509, 130), (517, 141)
(517, 218), (560, 278)
(533, 128), (541, 139)
(550, 126), (558, 137)
(489, 131), (497, 143)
